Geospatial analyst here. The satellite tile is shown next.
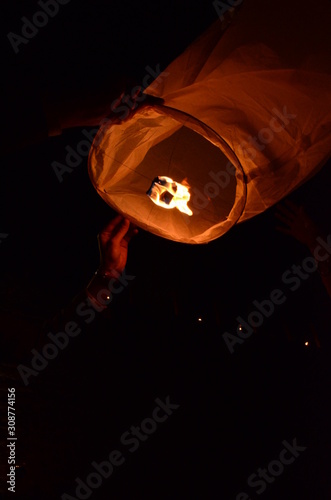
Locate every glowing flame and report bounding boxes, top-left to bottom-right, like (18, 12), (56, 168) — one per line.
(146, 176), (193, 216)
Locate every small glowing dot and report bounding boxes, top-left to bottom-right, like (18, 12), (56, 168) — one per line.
(106, 296), (110, 300)
(305, 341), (309, 346)
(198, 318), (202, 322)
(238, 325), (243, 331)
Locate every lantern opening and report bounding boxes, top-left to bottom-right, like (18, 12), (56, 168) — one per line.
(88, 106), (246, 244)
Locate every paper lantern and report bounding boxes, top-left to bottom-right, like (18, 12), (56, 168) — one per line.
(88, 0), (331, 244)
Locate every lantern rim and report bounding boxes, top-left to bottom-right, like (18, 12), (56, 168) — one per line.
(88, 103), (247, 244)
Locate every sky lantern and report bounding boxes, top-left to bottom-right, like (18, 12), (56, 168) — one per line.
(88, 0), (331, 244)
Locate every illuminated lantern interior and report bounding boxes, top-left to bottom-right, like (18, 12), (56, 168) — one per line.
(89, 107), (245, 243)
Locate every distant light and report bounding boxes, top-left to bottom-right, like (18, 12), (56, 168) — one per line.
(304, 341), (309, 346)
(198, 318), (202, 322)
(238, 325), (243, 331)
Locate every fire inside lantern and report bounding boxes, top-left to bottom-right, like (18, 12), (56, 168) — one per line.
(146, 176), (193, 216)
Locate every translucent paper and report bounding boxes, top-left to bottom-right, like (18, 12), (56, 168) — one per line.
(89, 0), (331, 243)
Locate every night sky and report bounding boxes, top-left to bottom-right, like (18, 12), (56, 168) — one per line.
(1, 1), (331, 499)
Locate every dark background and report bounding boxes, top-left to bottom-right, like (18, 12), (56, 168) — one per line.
(1, 1), (331, 499)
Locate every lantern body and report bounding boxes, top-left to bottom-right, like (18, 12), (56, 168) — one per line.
(89, 0), (331, 244)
